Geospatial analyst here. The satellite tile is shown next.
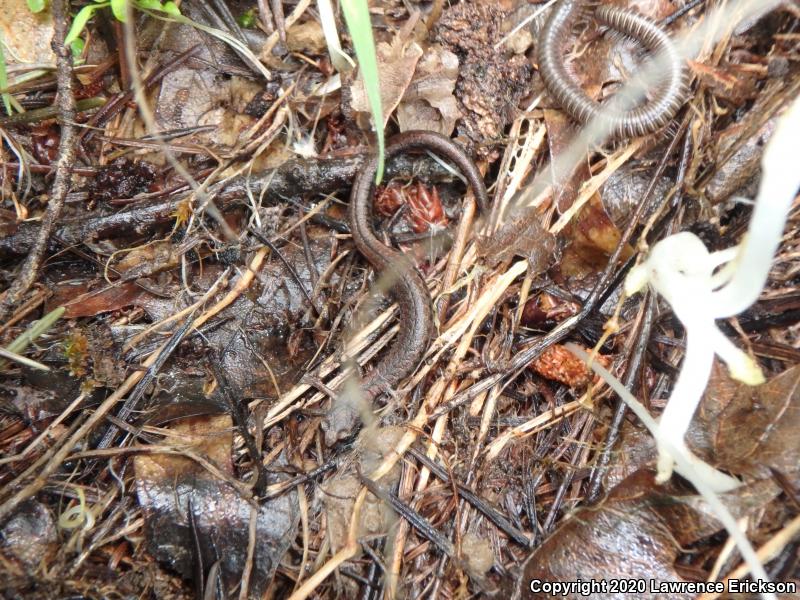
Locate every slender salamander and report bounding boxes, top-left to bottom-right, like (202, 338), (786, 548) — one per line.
(322, 131), (489, 445)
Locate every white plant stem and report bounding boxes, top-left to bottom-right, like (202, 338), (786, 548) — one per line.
(566, 344), (773, 600)
(656, 326), (716, 482)
(623, 96), (800, 483)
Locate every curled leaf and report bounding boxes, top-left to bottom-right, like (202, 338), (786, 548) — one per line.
(65, 4), (103, 47)
(110, 0), (127, 22)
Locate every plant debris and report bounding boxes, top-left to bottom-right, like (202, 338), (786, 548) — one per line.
(1, 0), (799, 598)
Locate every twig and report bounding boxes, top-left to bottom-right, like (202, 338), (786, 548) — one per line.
(0, 248), (268, 524)
(95, 316), (197, 449)
(407, 447), (531, 548)
(358, 471), (456, 559)
(585, 294), (654, 501)
(0, 0), (76, 323)
(271, 0), (286, 41)
(208, 352), (268, 494)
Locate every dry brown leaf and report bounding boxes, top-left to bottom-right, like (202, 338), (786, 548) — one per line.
(558, 193), (635, 279)
(349, 33), (423, 127)
(397, 45), (462, 135)
(715, 364), (800, 485)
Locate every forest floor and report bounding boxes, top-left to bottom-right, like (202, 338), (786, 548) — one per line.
(1, 0), (799, 598)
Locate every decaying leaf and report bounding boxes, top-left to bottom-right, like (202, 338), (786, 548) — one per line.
(715, 364), (800, 485)
(112, 241), (183, 275)
(705, 115), (777, 205)
(143, 2), (263, 149)
(397, 45), (462, 135)
(349, 32), (423, 128)
(513, 470), (688, 599)
(479, 206), (557, 273)
(600, 164), (673, 230)
(559, 193), (634, 279)
(0, 500), (57, 572)
(134, 415), (298, 598)
(512, 470), (780, 599)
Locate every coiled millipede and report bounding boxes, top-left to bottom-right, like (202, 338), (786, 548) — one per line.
(536, 1), (689, 138)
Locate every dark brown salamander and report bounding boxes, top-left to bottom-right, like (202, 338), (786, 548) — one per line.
(322, 131), (489, 445)
(536, 0), (688, 138)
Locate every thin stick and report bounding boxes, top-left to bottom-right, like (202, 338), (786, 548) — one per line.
(0, 249), (267, 523)
(0, 0), (76, 322)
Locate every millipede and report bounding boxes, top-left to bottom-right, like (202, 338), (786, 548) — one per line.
(536, 0), (689, 138)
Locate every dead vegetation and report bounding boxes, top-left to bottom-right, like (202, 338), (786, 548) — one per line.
(1, 0), (799, 598)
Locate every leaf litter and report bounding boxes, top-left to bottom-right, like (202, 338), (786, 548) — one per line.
(0, 0), (799, 598)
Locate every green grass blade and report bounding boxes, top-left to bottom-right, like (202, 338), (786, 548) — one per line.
(0, 306), (65, 371)
(0, 33), (12, 116)
(5, 307), (66, 355)
(340, 0), (384, 183)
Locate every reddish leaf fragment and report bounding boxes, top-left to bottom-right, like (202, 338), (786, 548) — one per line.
(559, 193), (634, 279)
(54, 281), (147, 318)
(375, 183), (406, 217)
